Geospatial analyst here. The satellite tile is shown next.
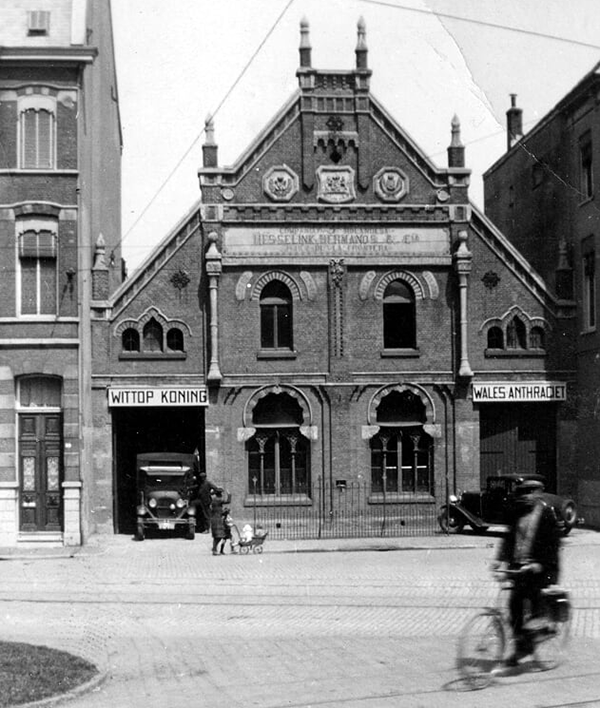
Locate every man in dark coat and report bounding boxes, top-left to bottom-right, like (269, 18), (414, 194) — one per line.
(194, 471), (218, 533)
(495, 479), (562, 666)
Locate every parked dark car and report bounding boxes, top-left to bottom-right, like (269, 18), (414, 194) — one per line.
(438, 473), (579, 536)
(135, 452), (198, 541)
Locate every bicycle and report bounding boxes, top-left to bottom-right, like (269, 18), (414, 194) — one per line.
(456, 569), (571, 689)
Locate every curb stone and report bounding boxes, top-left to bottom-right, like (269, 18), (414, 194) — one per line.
(10, 667), (107, 708)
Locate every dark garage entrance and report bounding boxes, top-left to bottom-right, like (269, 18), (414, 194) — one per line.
(479, 403), (557, 491)
(112, 406), (205, 534)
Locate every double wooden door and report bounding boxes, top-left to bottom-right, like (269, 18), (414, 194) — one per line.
(479, 404), (557, 491)
(19, 413), (62, 532)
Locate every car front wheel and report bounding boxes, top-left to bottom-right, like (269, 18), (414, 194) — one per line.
(438, 505), (465, 534)
(560, 501), (577, 536)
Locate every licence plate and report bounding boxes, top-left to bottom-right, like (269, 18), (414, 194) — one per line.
(158, 520), (175, 530)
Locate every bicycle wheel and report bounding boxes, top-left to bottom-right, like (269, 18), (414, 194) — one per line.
(532, 615), (571, 671)
(456, 611), (505, 689)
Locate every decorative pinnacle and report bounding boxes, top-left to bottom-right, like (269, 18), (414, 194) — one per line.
(450, 114), (463, 147)
(299, 17), (312, 68)
(356, 17), (368, 69)
(204, 114), (215, 145)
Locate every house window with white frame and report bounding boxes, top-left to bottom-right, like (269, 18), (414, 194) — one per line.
(18, 95), (56, 170)
(18, 221), (58, 316)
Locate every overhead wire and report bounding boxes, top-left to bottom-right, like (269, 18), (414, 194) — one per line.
(117, 0), (296, 253)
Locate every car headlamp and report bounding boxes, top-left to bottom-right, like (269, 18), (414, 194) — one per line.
(148, 498), (157, 509)
(449, 494), (458, 503)
(176, 498), (185, 509)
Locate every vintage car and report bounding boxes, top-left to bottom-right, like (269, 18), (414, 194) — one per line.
(135, 452), (198, 541)
(438, 473), (579, 536)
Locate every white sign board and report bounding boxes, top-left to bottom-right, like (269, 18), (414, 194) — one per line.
(107, 387), (208, 407)
(472, 382), (567, 403)
(222, 226), (450, 260)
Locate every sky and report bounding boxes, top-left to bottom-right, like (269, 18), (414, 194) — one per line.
(111, 0), (600, 272)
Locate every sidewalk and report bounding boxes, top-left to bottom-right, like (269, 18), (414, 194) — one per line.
(1, 526), (598, 561)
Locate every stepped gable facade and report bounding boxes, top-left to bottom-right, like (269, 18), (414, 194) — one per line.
(89, 19), (575, 539)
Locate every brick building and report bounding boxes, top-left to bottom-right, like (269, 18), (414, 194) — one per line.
(86, 19), (577, 541)
(0, 0), (122, 546)
(484, 66), (600, 526)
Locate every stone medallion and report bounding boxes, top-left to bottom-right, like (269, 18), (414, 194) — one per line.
(373, 167), (408, 202)
(263, 165), (299, 202)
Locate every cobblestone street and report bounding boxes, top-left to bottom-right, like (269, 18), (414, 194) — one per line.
(1, 530), (600, 707)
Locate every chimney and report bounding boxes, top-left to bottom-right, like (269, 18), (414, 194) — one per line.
(447, 114), (465, 168)
(202, 114), (218, 168)
(299, 17), (311, 68)
(507, 94), (523, 151)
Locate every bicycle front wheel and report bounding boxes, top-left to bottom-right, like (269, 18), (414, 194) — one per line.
(532, 615), (571, 671)
(456, 611), (506, 689)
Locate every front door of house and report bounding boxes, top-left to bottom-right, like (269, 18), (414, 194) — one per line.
(18, 413), (62, 532)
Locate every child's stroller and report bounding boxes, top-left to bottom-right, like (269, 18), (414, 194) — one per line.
(233, 523), (268, 554)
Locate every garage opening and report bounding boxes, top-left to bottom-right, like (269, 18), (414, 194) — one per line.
(112, 407), (205, 534)
(479, 403), (557, 491)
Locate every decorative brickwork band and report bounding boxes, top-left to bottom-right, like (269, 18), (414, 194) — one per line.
(329, 259), (346, 358)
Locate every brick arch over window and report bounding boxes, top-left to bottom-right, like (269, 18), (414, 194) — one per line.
(250, 271), (303, 301)
(367, 383), (435, 426)
(243, 384), (312, 427)
(373, 271), (426, 301)
(480, 306), (550, 346)
(113, 307), (192, 337)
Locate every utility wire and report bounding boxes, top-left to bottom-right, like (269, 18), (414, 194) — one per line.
(359, 0), (600, 50)
(118, 0), (296, 250)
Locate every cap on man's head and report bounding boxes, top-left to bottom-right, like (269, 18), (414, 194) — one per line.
(515, 479), (545, 494)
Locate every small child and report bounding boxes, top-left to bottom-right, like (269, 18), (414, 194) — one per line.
(222, 510), (238, 554)
(241, 524), (254, 543)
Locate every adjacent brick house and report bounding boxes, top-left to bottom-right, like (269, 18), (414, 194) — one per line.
(0, 0), (122, 546)
(90, 20), (576, 539)
(484, 66), (600, 526)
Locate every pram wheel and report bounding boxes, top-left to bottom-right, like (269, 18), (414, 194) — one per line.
(253, 545), (263, 554)
(240, 545), (250, 555)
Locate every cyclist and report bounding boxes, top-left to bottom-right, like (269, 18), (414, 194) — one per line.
(493, 479), (562, 666)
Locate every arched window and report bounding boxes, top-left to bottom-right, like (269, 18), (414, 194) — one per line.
(370, 391), (432, 495)
(530, 326), (545, 349)
(487, 326), (504, 349)
(166, 328), (184, 352)
(383, 280), (416, 349)
(260, 280), (293, 350)
(507, 316), (527, 349)
(143, 318), (163, 352)
(247, 393), (309, 496)
(122, 328), (140, 352)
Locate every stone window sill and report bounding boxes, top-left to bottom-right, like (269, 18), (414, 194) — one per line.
(244, 495), (312, 507)
(368, 493), (434, 504)
(485, 349), (545, 358)
(257, 349), (297, 360)
(380, 348), (420, 358)
(119, 351), (187, 360)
